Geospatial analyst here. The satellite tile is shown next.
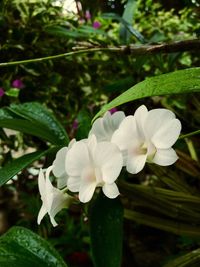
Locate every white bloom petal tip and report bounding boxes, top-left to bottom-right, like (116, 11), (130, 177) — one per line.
(152, 148), (179, 166)
(52, 139), (76, 189)
(37, 167), (71, 226)
(89, 110), (125, 142)
(102, 183), (120, 199)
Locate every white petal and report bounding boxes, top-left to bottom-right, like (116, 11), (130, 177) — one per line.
(94, 142), (123, 184)
(49, 213), (58, 227)
(89, 116), (106, 141)
(126, 153), (147, 174)
(152, 148), (178, 166)
(87, 134), (97, 159)
(38, 169), (46, 197)
(57, 174), (68, 189)
(111, 111), (126, 129)
(48, 192), (69, 226)
(52, 147), (68, 178)
(67, 176), (81, 192)
(37, 167), (70, 227)
(68, 138), (76, 148)
(45, 166), (55, 198)
(79, 180), (96, 203)
(134, 105), (148, 141)
(95, 112), (112, 139)
(102, 183), (120, 199)
(89, 111), (125, 142)
(65, 141), (90, 176)
(145, 109), (175, 139)
(151, 119), (181, 149)
(112, 115), (137, 151)
(37, 203), (47, 225)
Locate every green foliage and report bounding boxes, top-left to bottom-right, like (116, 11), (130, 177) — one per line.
(134, 0), (200, 42)
(0, 226), (68, 267)
(0, 1), (200, 267)
(163, 248), (200, 267)
(94, 67), (200, 120)
(122, 182), (200, 237)
(120, 0), (138, 43)
(76, 109), (92, 139)
(0, 150), (49, 186)
(0, 102), (69, 145)
(102, 12), (145, 43)
(89, 192), (123, 267)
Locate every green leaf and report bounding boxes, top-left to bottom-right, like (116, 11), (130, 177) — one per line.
(78, 25), (105, 35)
(119, 181), (200, 224)
(124, 209), (200, 238)
(5, 88), (20, 97)
(46, 26), (88, 39)
(93, 67), (200, 121)
(0, 102), (69, 145)
(101, 12), (145, 43)
(89, 192), (123, 267)
(163, 248), (200, 267)
(120, 0), (137, 43)
(0, 226), (68, 267)
(0, 119), (60, 144)
(103, 76), (135, 93)
(76, 110), (92, 139)
(0, 150), (48, 186)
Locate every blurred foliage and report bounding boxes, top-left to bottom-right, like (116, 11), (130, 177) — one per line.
(134, 0), (199, 42)
(0, 0), (200, 266)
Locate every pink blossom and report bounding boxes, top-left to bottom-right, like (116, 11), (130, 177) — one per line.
(12, 79), (24, 89)
(93, 21), (101, 29)
(72, 119), (79, 130)
(109, 107), (118, 114)
(0, 88), (5, 97)
(85, 10), (91, 20)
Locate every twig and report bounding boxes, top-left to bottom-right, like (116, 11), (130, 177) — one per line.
(0, 39), (199, 68)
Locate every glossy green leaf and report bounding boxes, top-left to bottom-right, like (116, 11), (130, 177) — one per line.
(0, 150), (49, 186)
(8, 102), (68, 145)
(93, 67), (200, 121)
(0, 102), (68, 145)
(89, 192), (123, 267)
(0, 226), (68, 267)
(0, 119), (60, 144)
(163, 248), (200, 267)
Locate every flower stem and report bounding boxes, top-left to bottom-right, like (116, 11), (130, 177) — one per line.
(0, 47), (120, 68)
(179, 129), (200, 140)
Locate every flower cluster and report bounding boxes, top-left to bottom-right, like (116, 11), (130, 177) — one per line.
(38, 105), (181, 226)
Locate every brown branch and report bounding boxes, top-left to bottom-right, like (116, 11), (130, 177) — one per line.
(74, 39), (200, 55)
(127, 39), (200, 55)
(0, 39), (199, 68)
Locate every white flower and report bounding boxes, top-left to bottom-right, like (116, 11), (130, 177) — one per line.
(37, 166), (71, 227)
(65, 135), (123, 203)
(112, 105), (181, 174)
(52, 139), (76, 189)
(89, 111), (125, 142)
